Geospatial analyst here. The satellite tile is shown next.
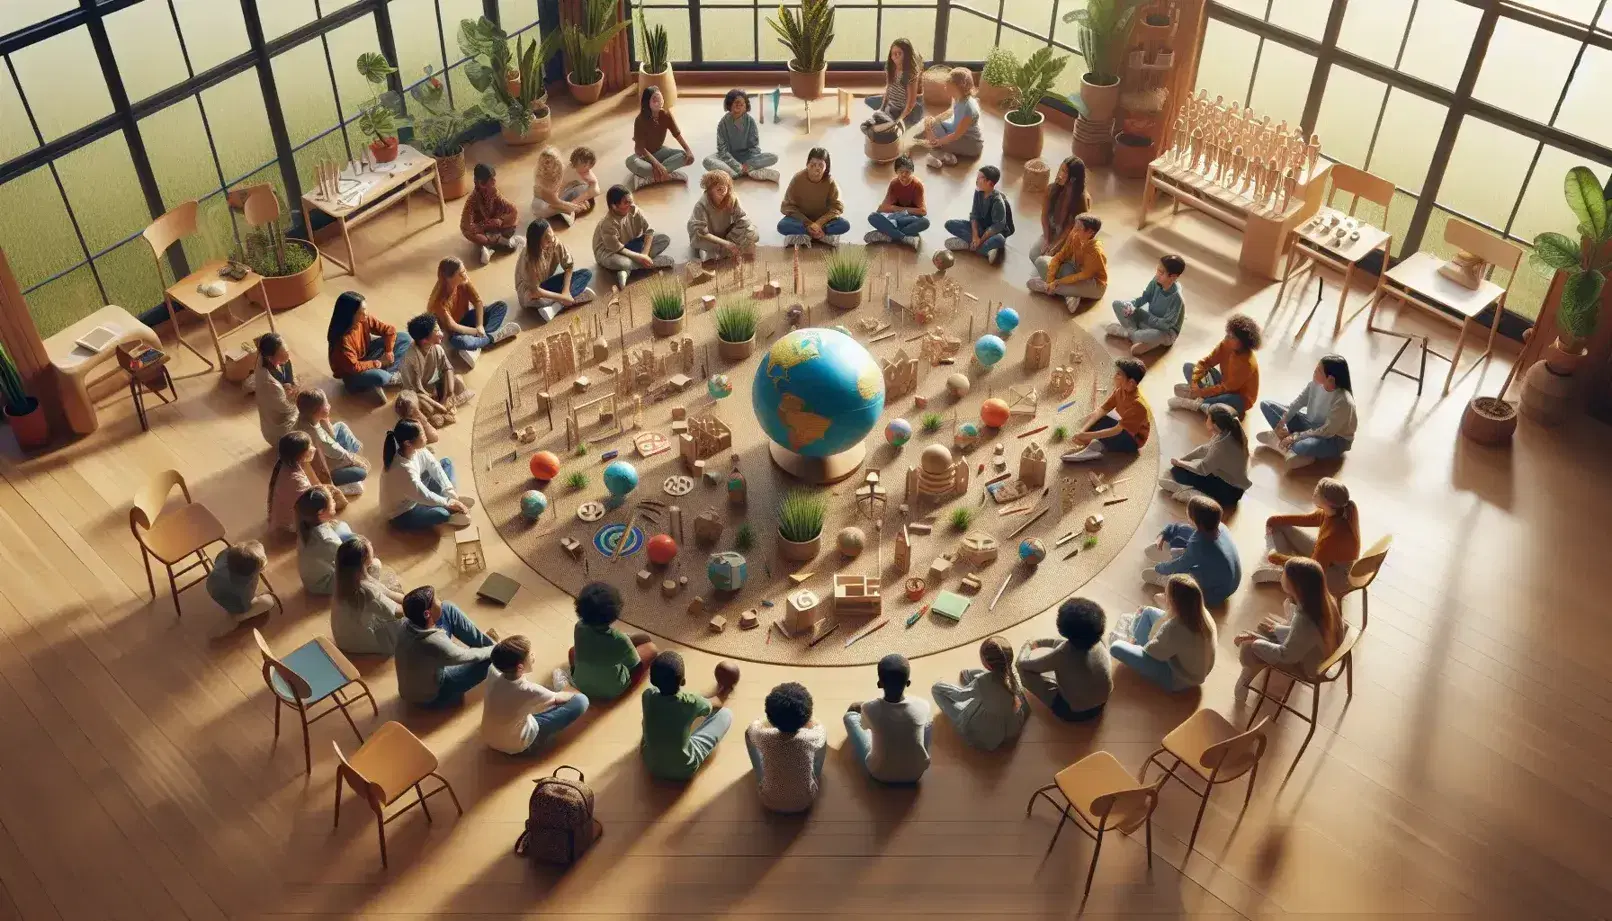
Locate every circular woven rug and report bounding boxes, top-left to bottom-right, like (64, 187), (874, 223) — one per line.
(472, 245), (1157, 665)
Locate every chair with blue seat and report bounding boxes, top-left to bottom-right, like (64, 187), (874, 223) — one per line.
(253, 628), (376, 774)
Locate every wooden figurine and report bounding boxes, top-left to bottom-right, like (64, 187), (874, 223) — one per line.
(708, 615), (727, 633)
(693, 510), (724, 547)
(1187, 127), (1205, 173)
(687, 596), (705, 617)
(726, 454), (747, 507)
(880, 348), (919, 399)
(894, 524), (911, 573)
(958, 532), (1000, 568)
(1023, 330), (1051, 371)
(1019, 442), (1047, 488)
(1305, 133), (1321, 178)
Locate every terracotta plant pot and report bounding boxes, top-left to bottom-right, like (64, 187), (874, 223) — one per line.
(1080, 74), (1121, 122)
(788, 64), (826, 101)
(825, 285), (863, 310)
(4, 397), (49, 450)
(1544, 336), (1588, 375)
(1112, 132), (1157, 178)
(567, 73), (605, 105)
(1520, 360), (1576, 426)
(637, 65), (677, 109)
(717, 335), (754, 361)
(258, 241), (323, 310)
(435, 151), (470, 200)
(865, 134), (902, 164)
(978, 78), (1013, 111)
(502, 110), (552, 146)
(651, 313), (685, 338)
(368, 136), (400, 163)
(1460, 397), (1518, 446)
(777, 531), (820, 562)
(1002, 110), (1045, 160)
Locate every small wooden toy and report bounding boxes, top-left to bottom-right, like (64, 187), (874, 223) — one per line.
(785, 588), (823, 635)
(687, 596), (705, 617)
(455, 526), (485, 573)
(560, 537), (584, 560)
(833, 574), (882, 616)
(636, 569), (654, 588)
(708, 615), (727, 633)
(739, 609), (760, 630)
(661, 579), (679, 598)
(1085, 514), (1105, 533)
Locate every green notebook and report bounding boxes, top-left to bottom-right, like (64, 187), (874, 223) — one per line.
(931, 591), (970, 622)
(477, 572), (521, 606)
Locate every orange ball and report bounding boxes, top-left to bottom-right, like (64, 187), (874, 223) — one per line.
(980, 397), (1011, 428)
(646, 533), (679, 565)
(528, 450), (561, 481)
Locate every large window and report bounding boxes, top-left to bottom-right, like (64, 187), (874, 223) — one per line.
(1201, 0), (1612, 321)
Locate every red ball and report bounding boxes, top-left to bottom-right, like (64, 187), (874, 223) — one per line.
(528, 450), (561, 481)
(980, 397), (1011, 428)
(646, 533), (679, 565)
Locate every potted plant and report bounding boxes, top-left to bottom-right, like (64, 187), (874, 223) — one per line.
(825, 245), (869, 309)
(648, 277), (686, 337)
(0, 342), (47, 450)
(978, 47), (1019, 111)
(922, 63), (954, 110)
(354, 52), (409, 163)
(634, 0), (677, 108)
(1137, 1), (1178, 46)
(1066, 0), (1141, 123)
(768, 0), (835, 101)
(461, 16), (560, 146)
(715, 297), (759, 360)
(776, 488), (827, 562)
(409, 65), (474, 200)
(240, 192), (323, 309)
(563, 0), (631, 105)
(1002, 47), (1068, 160)
(1520, 165), (1612, 425)
(1112, 130), (1155, 177)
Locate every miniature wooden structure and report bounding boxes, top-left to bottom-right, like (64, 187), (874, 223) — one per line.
(908, 444), (970, 508)
(1019, 442), (1047, 488)
(833, 574), (882, 616)
(785, 588), (823, 635)
(679, 413), (733, 472)
(919, 327), (963, 366)
(560, 537), (584, 560)
(927, 553), (954, 582)
(1048, 363), (1077, 399)
(708, 615), (727, 633)
(739, 609), (760, 630)
(529, 329), (578, 388)
(455, 527), (485, 573)
(880, 348), (919, 399)
(959, 532), (999, 568)
(565, 391), (622, 449)
(908, 271), (963, 324)
(893, 523), (911, 573)
(686, 596), (705, 617)
(855, 470), (887, 518)
(693, 510), (724, 547)
(1023, 329), (1052, 370)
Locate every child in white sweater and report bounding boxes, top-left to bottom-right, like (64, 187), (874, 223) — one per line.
(482, 636), (589, 754)
(1257, 355), (1357, 470)
(380, 419), (474, 531)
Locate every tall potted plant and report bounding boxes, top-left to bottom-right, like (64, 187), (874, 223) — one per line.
(409, 65), (474, 199)
(634, 0), (677, 108)
(825, 246), (869, 309)
(769, 0), (835, 101)
(564, 0), (631, 105)
(239, 190), (323, 309)
(1066, 0), (1141, 123)
(0, 342), (47, 450)
(648, 277), (686, 337)
(1520, 165), (1612, 424)
(354, 52), (409, 163)
(1002, 47), (1069, 160)
(461, 17), (560, 146)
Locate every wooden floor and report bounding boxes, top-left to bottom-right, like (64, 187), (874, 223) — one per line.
(2, 90), (1610, 921)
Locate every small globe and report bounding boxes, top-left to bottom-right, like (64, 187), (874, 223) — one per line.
(932, 250), (954, 272)
(707, 373), (734, 400)
(1019, 538), (1047, 565)
(752, 328), (886, 459)
(603, 460), (639, 498)
(519, 489), (549, 521)
(946, 372), (971, 398)
(980, 397), (1010, 428)
(837, 526), (866, 558)
(885, 417), (913, 447)
(995, 307), (1021, 334)
(646, 533), (678, 565)
(707, 551), (748, 591)
(955, 421), (981, 448)
(529, 450), (561, 481)
(920, 443), (955, 473)
(974, 334), (1007, 368)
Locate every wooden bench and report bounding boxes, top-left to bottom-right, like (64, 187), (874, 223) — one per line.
(45, 304), (161, 435)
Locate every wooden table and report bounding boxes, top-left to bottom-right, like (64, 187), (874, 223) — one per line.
(162, 263), (275, 373)
(1280, 206), (1394, 340)
(1366, 251), (1507, 396)
(44, 304), (161, 435)
(300, 144), (445, 277)
(1139, 157), (1330, 279)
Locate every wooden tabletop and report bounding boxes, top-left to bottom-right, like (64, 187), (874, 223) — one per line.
(44, 304), (156, 372)
(166, 260), (264, 315)
(1296, 207), (1391, 263)
(1385, 251), (1505, 319)
(301, 144), (435, 218)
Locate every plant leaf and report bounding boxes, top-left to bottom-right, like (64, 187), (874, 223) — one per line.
(1530, 231), (1581, 272)
(1564, 165), (1607, 239)
(1557, 268), (1605, 340)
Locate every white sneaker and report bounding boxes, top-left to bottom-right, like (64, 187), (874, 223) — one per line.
(573, 287), (596, 305)
(903, 235), (921, 250)
(784, 234), (811, 247)
(987, 248), (1002, 266)
(1156, 476), (1186, 493)
(1144, 545), (1178, 564)
(1061, 445), (1103, 463)
(1167, 396), (1203, 412)
(1250, 564), (1282, 584)
(457, 495), (477, 510)
(628, 174), (645, 192)
(1109, 612), (1138, 645)
(1064, 296), (1080, 313)
(1027, 278), (1050, 294)
(551, 668), (572, 691)
(457, 348), (480, 370)
(338, 481), (365, 498)
(451, 389), (477, 407)
(491, 321), (521, 344)
(671, 170), (689, 183)
(478, 245), (492, 266)
(369, 387), (390, 407)
(1170, 488), (1206, 504)
(1172, 383), (1193, 398)
(652, 253), (676, 268)
(552, 211), (572, 228)
(750, 167), (780, 182)
(926, 155), (945, 169)
(864, 231), (892, 244)
(447, 512), (472, 528)
(1104, 323), (1129, 338)
(1234, 673), (1253, 706)
(944, 237), (969, 252)
(614, 270), (630, 290)
(1255, 430), (1280, 450)
(510, 234), (527, 250)
(1285, 452), (1317, 470)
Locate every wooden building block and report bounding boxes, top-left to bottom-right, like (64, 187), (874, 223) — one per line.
(687, 596), (705, 617)
(560, 537), (583, 560)
(636, 569), (654, 588)
(739, 609), (760, 630)
(708, 615), (727, 633)
(661, 579), (679, 598)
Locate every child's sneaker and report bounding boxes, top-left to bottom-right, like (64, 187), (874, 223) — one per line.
(1061, 444), (1103, 463)
(903, 235), (921, 250)
(987, 247), (1002, 266)
(750, 167), (780, 182)
(1284, 451), (1316, 470)
(1028, 278), (1051, 294)
(573, 287), (596, 305)
(478, 245), (492, 266)
(1254, 430), (1281, 450)
(1173, 383), (1193, 397)
(1144, 545), (1178, 564)
(337, 482), (365, 498)
(1104, 323), (1129, 338)
(1064, 296), (1080, 313)
(943, 237), (969, 252)
(457, 348), (480, 370)
(1167, 396), (1203, 412)
(552, 668), (572, 691)
(1250, 564), (1282, 584)
(510, 234), (527, 250)
(784, 234), (811, 246)
(448, 512), (472, 528)
(1169, 488), (1206, 504)
(491, 322), (521, 344)
(864, 231), (892, 244)
(1109, 612), (1137, 645)
(821, 235), (841, 246)
(652, 253), (676, 268)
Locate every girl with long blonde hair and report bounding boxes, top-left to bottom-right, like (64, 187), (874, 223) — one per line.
(921, 67), (984, 167)
(1110, 574), (1218, 691)
(688, 169), (759, 261)
(930, 635), (1030, 751)
(530, 146), (583, 225)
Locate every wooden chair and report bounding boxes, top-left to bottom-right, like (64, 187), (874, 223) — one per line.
(1142, 709), (1271, 855)
(333, 721), (462, 867)
(1367, 216), (1525, 395)
(252, 629), (374, 774)
(1336, 534), (1393, 631)
(128, 469), (229, 616)
(1279, 163), (1396, 340)
(141, 199), (276, 372)
(1025, 751), (1167, 898)
(1243, 624), (1363, 773)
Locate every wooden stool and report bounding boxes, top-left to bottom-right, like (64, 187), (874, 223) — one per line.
(836, 87), (854, 122)
(117, 343), (177, 432)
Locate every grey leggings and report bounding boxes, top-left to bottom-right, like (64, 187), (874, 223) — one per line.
(598, 233), (672, 272)
(626, 147), (690, 179)
(1032, 254), (1106, 298)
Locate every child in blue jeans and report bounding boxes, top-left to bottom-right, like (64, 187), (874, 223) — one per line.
(1109, 574), (1218, 692)
(395, 585), (498, 707)
(380, 419), (473, 531)
(1256, 354), (1357, 470)
(943, 165), (1012, 265)
(641, 652), (739, 782)
(482, 635), (589, 755)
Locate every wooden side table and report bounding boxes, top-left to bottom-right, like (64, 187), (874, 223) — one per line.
(44, 305), (162, 435)
(117, 344), (177, 432)
(301, 145), (445, 278)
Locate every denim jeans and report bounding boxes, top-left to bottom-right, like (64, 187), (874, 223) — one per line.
(684, 707), (735, 772)
(626, 147), (690, 179)
(778, 216), (852, 237)
(745, 729), (827, 788)
(943, 219), (1005, 256)
(868, 211), (930, 240)
(517, 693), (591, 752)
(448, 300), (510, 352)
(340, 333), (413, 393)
(843, 711), (933, 781)
(391, 456), (457, 530)
(1109, 606), (1193, 691)
(1259, 401), (1351, 459)
(541, 268), (593, 298)
(1085, 413), (1140, 454)
(1180, 362), (1248, 413)
(422, 601), (496, 707)
(326, 422), (367, 486)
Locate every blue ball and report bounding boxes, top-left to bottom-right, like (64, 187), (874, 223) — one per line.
(974, 334), (1007, 368)
(995, 307), (1021, 334)
(603, 460), (639, 498)
(752, 328), (886, 458)
(520, 489), (549, 521)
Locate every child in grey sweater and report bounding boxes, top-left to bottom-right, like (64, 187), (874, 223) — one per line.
(703, 89), (780, 182)
(1108, 254), (1187, 356)
(1018, 598), (1113, 722)
(395, 586), (498, 707)
(1161, 404), (1252, 507)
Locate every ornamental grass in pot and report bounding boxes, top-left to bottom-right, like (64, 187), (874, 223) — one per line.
(648, 277), (686, 337)
(1067, 0), (1141, 123)
(0, 342), (47, 450)
(715, 297), (759, 360)
(634, 0), (677, 108)
(825, 245), (869, 309)
(776, 488), (827, 561)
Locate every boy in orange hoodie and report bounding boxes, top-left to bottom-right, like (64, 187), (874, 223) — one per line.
(1028, 213), (1106, 313)
(1170, 314), (1262, 416)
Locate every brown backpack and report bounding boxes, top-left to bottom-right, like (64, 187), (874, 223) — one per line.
(514, 765), (601, 865)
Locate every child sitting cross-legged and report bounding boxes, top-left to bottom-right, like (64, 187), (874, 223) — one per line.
(745, 682), (827, 813)
(1142, 495), (1242, 608)
(1251, 478), (1360, 596)
(930, 636), (1030, 751)
(1161, 403), (1251, 508)
(205, 540), (276, 625)
(1109, 574), (1218, 693)
(1018, 597), (1113, 722)
(568, 582), (659, 702)
(1256, 355), (1357, 470)
(844, 654), (933, 783)
(641, 652), (738, 782)
(942, 165), (1013, 265)
(1028, 213), (1106, 312)
(481, 635), (589, 756)
(1171, 314), (1261, 416)
(1106, 254), (1187, 356)
(1063, 358), (1151, 464)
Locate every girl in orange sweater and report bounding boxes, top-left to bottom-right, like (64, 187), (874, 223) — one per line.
(1171, 314), (1261, 416)
(1251, 478), (1360, 595)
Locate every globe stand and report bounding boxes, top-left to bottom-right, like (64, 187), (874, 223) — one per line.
(768, 441), (866, 484)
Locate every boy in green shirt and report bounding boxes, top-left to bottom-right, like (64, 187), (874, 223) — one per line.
(567, 582), (659, 700)
(641, 652), (739, 781)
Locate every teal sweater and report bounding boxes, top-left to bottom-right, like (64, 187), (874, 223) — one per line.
(713, 113), (763, 169)
(1128, 280), (1186, 335)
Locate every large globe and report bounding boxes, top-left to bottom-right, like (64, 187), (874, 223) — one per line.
(752, 328), (886, 458)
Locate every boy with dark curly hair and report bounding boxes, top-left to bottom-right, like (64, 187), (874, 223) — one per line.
(745, 682), (827, 812)
(1171, 313), (1263, 416)
(568, 581), (659, 701)
(1017, 597), (1113, 721)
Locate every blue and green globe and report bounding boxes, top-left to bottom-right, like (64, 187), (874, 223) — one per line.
(752, 328), (886, 458)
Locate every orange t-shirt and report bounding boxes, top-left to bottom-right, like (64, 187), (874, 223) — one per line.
(1192, 341), (1260, 408)
(1101, 387), (1151, 446)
